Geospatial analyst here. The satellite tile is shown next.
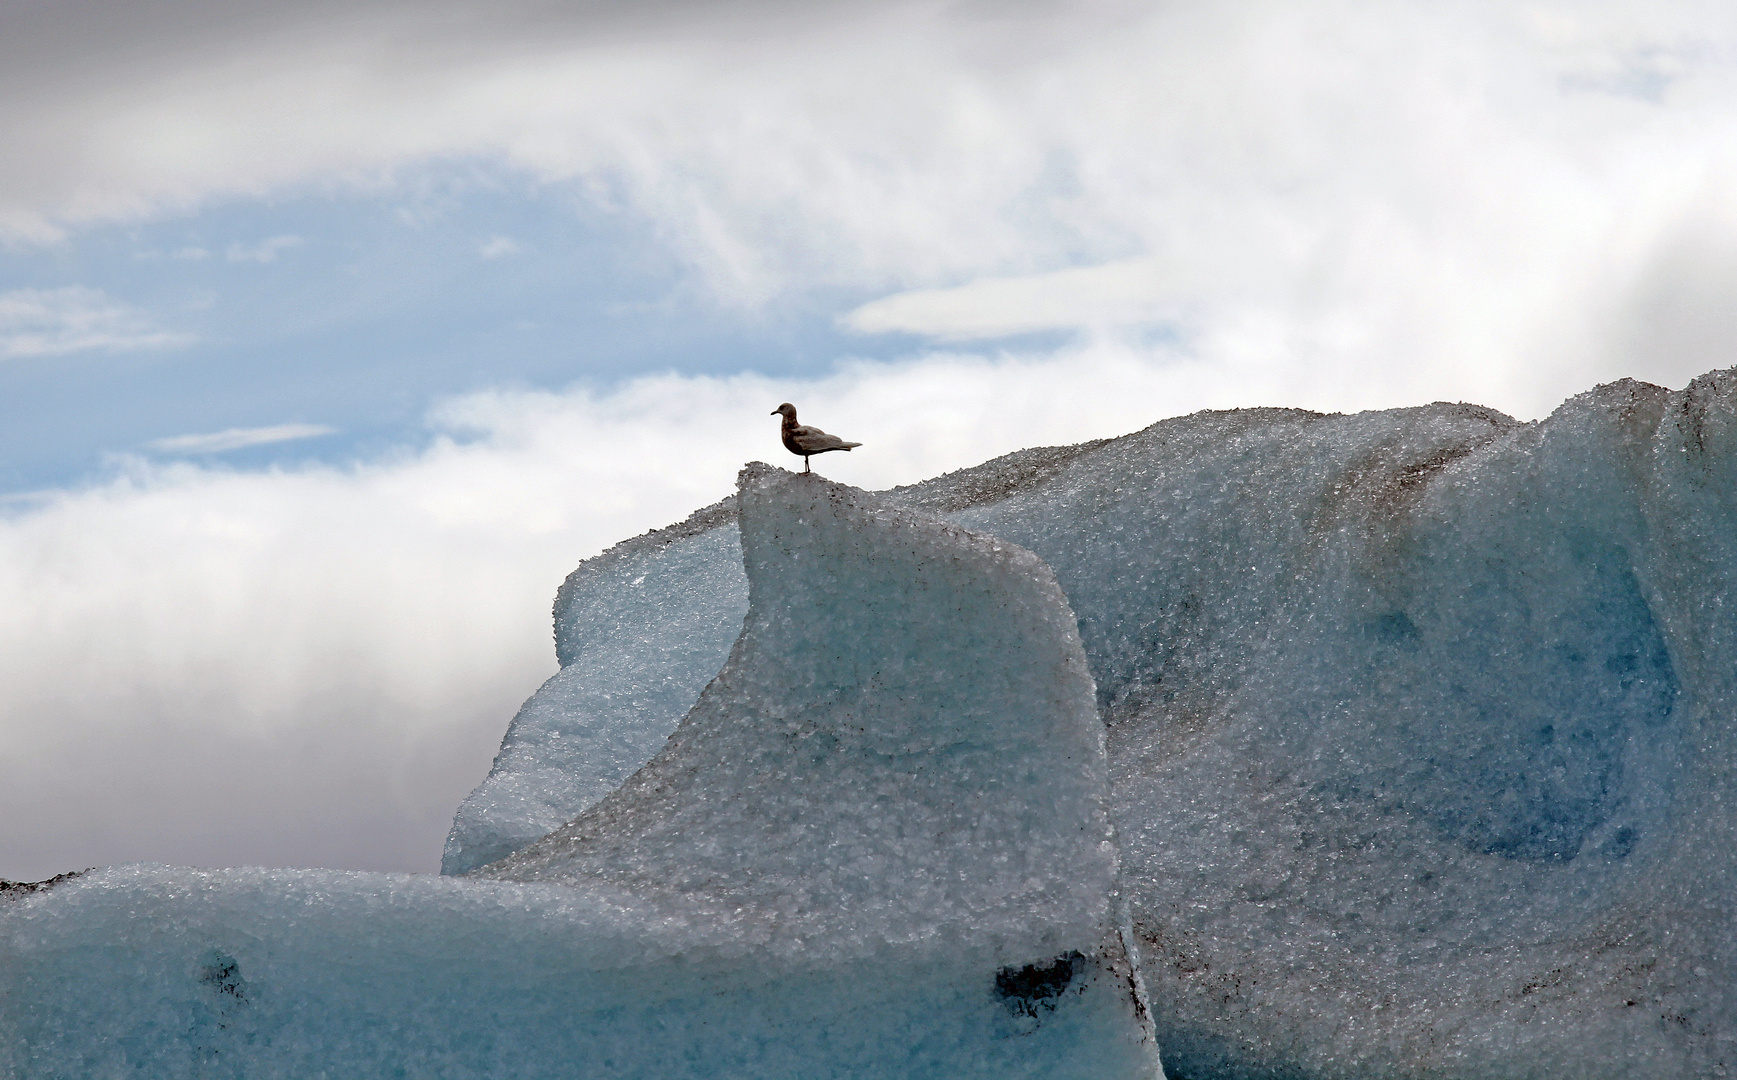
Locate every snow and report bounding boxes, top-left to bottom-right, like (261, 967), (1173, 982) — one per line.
(1, 465), (1158, 1079)
(451, 368), (1737, 1076)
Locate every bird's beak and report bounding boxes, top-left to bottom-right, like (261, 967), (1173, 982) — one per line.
(769, 409), (778, 415)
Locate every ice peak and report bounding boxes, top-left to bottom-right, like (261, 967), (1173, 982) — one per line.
(487, 464), (1121, 952)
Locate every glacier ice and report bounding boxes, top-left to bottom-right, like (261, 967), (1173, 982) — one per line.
(0, 465), (1159, 1079)
(972, 380), (1734, 1079)
(444, 442), (1103, 873)
(451, 369), (1737, 1077)
(485, 463), (1125, 951)
(443, 502), (749, 875)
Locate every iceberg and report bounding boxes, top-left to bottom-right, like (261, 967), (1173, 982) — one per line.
(0, 465), (1158, 1078)
(452, 370), (1737, 1077)
(7, 368), (1735, 1077)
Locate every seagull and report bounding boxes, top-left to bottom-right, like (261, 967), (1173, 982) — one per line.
(771, 403), (861, 473)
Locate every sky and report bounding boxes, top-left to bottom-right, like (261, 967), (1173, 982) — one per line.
(4, 0), (1737, 881)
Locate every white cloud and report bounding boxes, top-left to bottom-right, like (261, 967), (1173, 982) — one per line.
(3, 2), (1736, 408)
(225, 234), (303, 262)
(478, 234), (521, 259)
(843, 258), (1180, 340)
(148, 422), (336, 454)
(0, 285), (195, 359)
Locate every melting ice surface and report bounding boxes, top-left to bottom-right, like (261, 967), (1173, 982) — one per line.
(449, 369), (1737, 1077)
(0, 465), (1158, 1079)
(6, 370), (1737, 1078)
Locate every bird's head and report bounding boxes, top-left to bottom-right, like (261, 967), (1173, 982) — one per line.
(772, 403), (797, 419)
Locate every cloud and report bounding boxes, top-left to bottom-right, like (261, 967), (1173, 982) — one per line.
(0, 286), (195, 359)
(148, 422), (336, 454)
(478, 234), (522, 259)
(225, 234), (303, 262)
(3, 2), (1736, 409)
(843, 258), (1179, 340)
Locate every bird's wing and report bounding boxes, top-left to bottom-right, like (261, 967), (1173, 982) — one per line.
(789, 425), (859, 452)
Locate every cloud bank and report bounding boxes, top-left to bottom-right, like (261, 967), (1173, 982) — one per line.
(7, 1), (1737, 410)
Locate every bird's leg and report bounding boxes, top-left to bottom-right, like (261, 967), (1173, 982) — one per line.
(804, 455), (811, 473)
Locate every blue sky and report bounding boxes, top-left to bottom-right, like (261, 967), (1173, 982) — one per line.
(5, 0), (1737, 880)
(0, 167), (914, 493)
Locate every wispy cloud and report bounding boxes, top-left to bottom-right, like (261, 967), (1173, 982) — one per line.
(843, 258), (1181, 341)
(148, 422), (336, 454)
(478, 235), (522, 259)
(226, 235), (303, 263)
(0, 286), (194, 359)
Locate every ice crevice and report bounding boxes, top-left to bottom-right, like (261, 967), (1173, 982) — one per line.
(0, 464), (1162, 1079)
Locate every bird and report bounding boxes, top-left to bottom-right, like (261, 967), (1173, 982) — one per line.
(771, 403), (861, 473)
